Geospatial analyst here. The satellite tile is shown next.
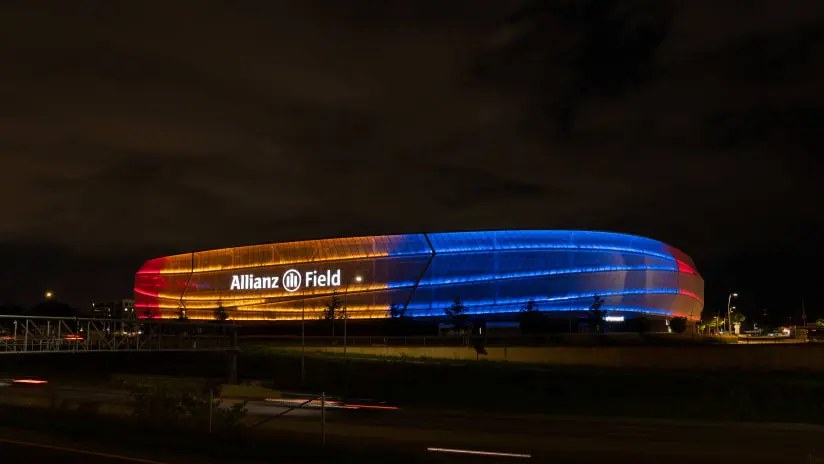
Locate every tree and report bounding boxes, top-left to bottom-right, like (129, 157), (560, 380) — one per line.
(670, 316), (688, 334)
(389, 303), (413, 334)
(0, 304), (23, 316)
(519, 299), (546, 334)
(31, 300), (77, 318)
(389, 304), (407, 319)
(213, 302), (229, 322)
(705, 316), (724, 334)
(816, 318), (824, 328)
(587, 295), (607, 334)
(635, 316), (651, 335)
(445, 296), (470, 330)
(322, 292), (342, 321)
(731, 312), (746, 325)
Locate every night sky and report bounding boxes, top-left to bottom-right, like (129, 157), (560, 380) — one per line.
(1, 1), (822, 323)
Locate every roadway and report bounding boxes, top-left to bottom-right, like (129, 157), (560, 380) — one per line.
(229, 398), (824, 463)
(0, 438), (180, 464)
(4, 384), (824, 463)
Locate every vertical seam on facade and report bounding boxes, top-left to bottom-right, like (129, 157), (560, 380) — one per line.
(180, 252), (195, 312)
(401, 234), (436, 314)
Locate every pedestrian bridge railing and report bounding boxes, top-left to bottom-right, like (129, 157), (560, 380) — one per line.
(0, 315), (238, 354)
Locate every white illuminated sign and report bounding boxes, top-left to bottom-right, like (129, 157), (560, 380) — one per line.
(604, 316), (625, 322)
(230, 269), (342, 292)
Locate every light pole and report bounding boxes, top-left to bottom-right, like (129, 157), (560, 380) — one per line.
(343, 274), (362, 357)
(725, 292), (738, 335)
(301, 284), (306, 386)
(301, 250), (318, 386)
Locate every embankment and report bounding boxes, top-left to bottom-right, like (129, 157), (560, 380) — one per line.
(255, 343), (824, 371)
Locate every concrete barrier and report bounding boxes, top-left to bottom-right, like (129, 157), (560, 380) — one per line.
(278, 344), (824, 371)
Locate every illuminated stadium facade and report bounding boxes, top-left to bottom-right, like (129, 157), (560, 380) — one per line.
(134, 230), (704, 323)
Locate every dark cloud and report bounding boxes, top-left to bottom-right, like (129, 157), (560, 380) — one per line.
(0, 0), (821, 311)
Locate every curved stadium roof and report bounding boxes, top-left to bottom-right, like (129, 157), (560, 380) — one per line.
(135, 230), (704, 321)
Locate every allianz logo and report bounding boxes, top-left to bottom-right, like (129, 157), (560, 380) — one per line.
(230, 269), (342, 292)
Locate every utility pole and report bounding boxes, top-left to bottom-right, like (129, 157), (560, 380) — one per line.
(343, 274), (362, 358)
(321, 391), (326, 445)
(301, 249), (318, 387)
(301, 286), (305, 387)
(802, 300), (807, 327)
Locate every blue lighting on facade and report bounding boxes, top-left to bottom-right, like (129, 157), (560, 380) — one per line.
(416, 265), (679, 287)
(406, 288), (684, 313)
(375, 230), (704, 320)
(384, 234), (432, 257)
(425, 230), (678, 262)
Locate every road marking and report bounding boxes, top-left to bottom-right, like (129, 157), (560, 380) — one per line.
(0, 437), (169, 463)
(427, 447), (531, 458)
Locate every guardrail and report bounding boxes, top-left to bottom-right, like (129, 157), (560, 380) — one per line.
(737, 336), (811, 344)
(239, 332), (712, 347)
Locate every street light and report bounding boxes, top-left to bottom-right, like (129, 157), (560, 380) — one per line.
(726, 292), (739, 335)
(301, 250), (319, 386)
(343, 275), (363, 357)
(44, 291), (53, 300)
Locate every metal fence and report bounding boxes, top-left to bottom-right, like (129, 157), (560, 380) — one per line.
(0, 315), (238, 354)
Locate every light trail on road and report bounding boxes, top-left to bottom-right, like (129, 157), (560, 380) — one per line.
(0, 437), (168, 464)
(427, 447), (532, 458)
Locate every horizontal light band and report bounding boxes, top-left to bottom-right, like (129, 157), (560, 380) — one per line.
(414, 264), (680, 287)
(406, 288), (697, 311)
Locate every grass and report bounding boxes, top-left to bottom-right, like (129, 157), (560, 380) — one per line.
(239, 349), (824, 424)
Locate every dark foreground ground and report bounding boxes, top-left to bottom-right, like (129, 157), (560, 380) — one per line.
(3, 347), (824, 462)
(0, 441), (137, 464)
(3, 407), (824, 464)
(7, 347), (824, 423)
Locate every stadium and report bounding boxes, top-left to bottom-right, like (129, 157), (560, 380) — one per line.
(134, 230), (704, 327)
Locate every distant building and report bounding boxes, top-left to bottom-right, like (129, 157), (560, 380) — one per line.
(92, 299), (136, 331)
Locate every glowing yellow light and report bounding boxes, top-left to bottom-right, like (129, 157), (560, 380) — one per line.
(44, 291), (53, 299)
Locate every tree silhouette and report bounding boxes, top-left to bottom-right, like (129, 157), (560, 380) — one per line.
(587, 295), (607, 334)
(635, 316), (651, 335)
(670, 316), (688, 334)
(445, 297), (470, 330)
(388, 304), (412, 335)
(730, 312), (746, 325)
(705, 316), (723, 334)
(322, 291), (342, 321)
(213, 302), (229, 322)
(519, 299), (546, 334)
(31, 300), (76, 318)
(389, 303), (407, 319)
(0, 304), (23, 316)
